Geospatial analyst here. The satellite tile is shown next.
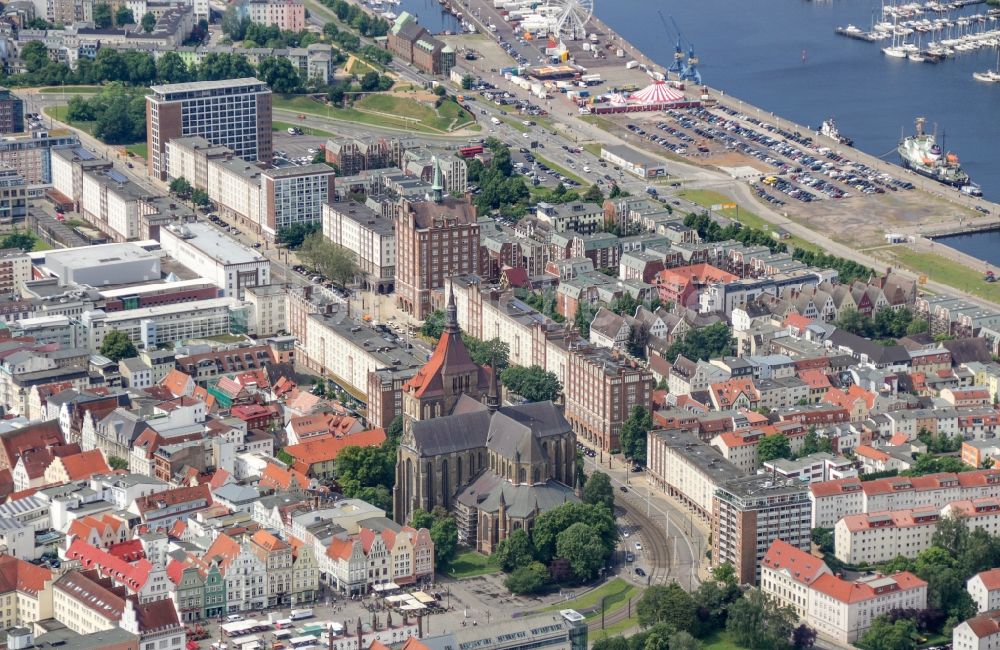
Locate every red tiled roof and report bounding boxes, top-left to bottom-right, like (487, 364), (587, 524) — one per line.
(809, 477), (863, 498)
(133, 484), (211, 517)
(854, 445), (890, 462)
(57, 449), (111, 480)
(284, 429), (386, 470)
(402, 308), (487, 398)
(65, 538), (152, 592)
(161, 370), (194, 398)
(965, 612), (1000, 639)
(761, 540), (828, 586)
(810, 571), (925, 604)
(975, 568), (1000, 592)
(259, 463), (310, 492)
(0, 555), (52, 595)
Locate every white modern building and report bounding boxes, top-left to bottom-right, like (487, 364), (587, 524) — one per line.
(159, 222), (269, 299)
(43, 243), (161, 287)
(80, 297), (248, 349)
(260, 164), (335, 239)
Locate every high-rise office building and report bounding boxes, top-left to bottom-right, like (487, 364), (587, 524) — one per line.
(147, 78), (272, 180)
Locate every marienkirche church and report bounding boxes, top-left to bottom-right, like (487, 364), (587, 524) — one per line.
(392, 290), (579, 553)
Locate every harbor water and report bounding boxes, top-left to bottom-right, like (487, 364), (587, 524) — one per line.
(596, 0), (1000, 201)
(390, 0), (462, 34)
(934, 230), (1000, 266)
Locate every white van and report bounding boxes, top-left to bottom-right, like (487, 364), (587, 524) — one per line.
(226, 614), (244, 623)
(490, 117), (501, 125)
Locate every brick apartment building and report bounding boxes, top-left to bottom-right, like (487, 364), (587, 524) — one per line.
(395, 166), (478, 319)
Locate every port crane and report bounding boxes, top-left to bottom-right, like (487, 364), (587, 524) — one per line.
(658, 11), (685, 75)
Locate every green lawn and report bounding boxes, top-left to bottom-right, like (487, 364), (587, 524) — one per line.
(883, 246), (1000, 303)
(700, 630), (744, 650)
(44, 105), (95, 136)
(583, 143), (603, 157)
(533, 153), (586, 185)
(579, 114), (619, 132)
(126, 143), (148, 160)
(37, 85), (102, 94)
(31, 238), (53, 251)
(273, 120), (335, 138)
(272, 94), (475, 134)
(678, 188), (822, 254)
(590, 612), (639, 636)
(446, 550), (498, 578)
(541, 578), (641, 619)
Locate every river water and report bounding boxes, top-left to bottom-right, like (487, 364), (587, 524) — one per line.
(392, 0), (462, 34)
(597, 0), (1000, 203)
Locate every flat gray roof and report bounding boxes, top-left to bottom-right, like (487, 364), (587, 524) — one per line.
(46, 242), (158, 269)
(149, 77), (267, 95)
(263, 163), (335, 179)
(601, 144), (666, 168)
(166, 222), (265, 266)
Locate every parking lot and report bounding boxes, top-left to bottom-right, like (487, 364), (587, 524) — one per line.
(272, 131), (327, 167)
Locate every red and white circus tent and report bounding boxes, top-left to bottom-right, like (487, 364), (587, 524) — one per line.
(591, 80), (698, 114)
(629, 81), (686, 105)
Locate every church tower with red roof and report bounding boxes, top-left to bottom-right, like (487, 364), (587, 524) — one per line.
(400, 287), (492, 428)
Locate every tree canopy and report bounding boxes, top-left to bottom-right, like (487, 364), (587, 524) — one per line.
(99, 330), (137, 362)
(298, 233), (359, 287)
(725, 589), (796, 650)
(582, 471), (614, 510)
(664, 322), (733, 363)
(500, 365), (562, 402)
(620, 405), (652, 462)
(757, 434), (792, 465)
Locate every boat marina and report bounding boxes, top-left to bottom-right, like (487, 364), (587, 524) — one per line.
(837, 1), (1000, 63)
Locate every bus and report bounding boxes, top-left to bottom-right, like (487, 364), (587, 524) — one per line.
(222, 620), (271, 637)
(274, 630), (294, 640)
(289, 637), (317, 649)
(458, 145), (484, 158)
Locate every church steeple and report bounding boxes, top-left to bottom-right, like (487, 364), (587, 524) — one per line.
(445, 284), (460, 335)
(431, 155), (444, 203)
(486, 357), (500, 413)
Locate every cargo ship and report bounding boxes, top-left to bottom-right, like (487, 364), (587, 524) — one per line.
(897, 117), (972, 189)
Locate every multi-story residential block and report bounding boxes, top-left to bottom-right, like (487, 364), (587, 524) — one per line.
(760, 539), (830, 618)
(244, 283), (287, 336)
(535, 201), (604, 234)
(242, 0), (305, 30)
(0, 555), (53, 629)
(969, 568), (1000, 613)
(562, 341), (653, 453)
(762, 452), (857, 485)
(646, 428), (745, 521)
(260, 164), (335, 239)
(147, 78), (272, 180)
(0, 131), (78, 185)
(712, 475), (811, 585)
(0, 248), (30, 295)
(324, 135), (403, 175)
(302, 311), (424, 404)
(322, 201), (396, 294)
(836, 497), (1000, 564)
(204, 532), (267, 613)
(809, 469), (1000, 529)
(0, 87), (24, 134)
(128, 483), (213, 530)
(396, 180), (478, 319)
(0, 169), (28, 225)
(954, 610), (1000, 650)
(159, 222), (270, 299)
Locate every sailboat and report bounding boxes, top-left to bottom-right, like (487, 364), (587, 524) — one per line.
(973, 46), (1000, 82)
(883, 10), (907, 57)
